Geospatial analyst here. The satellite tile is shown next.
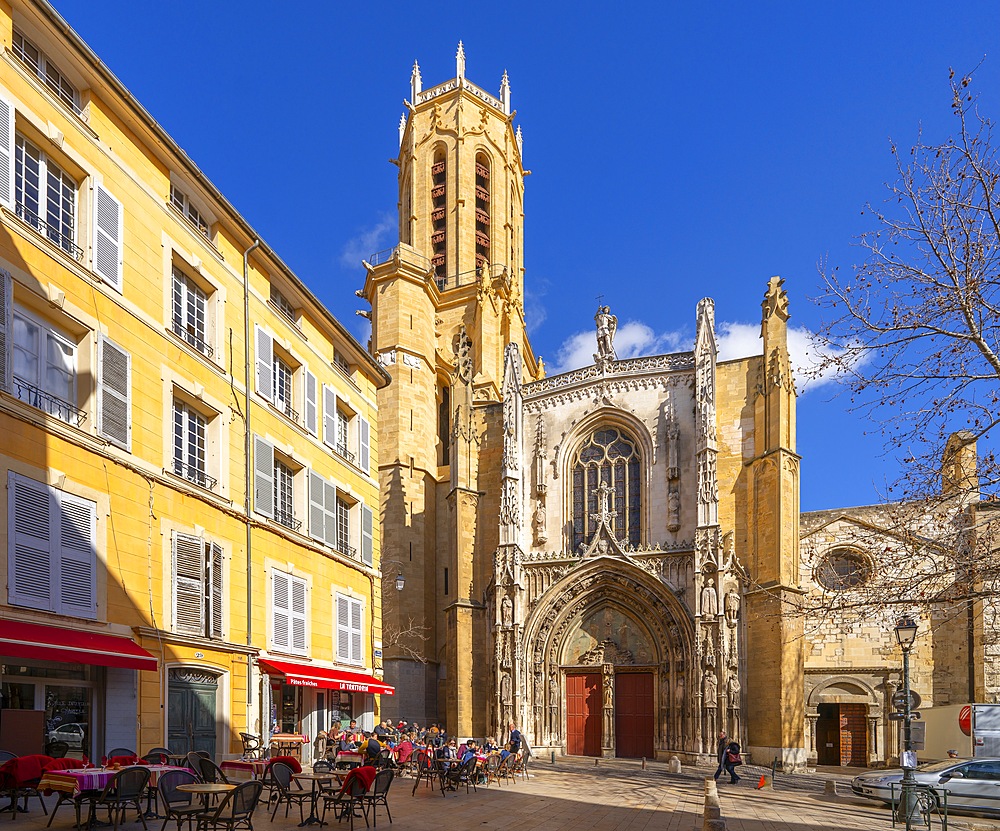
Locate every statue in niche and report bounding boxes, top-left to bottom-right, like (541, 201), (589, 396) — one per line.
(674, 673), (685, 711)
(701, 577), (719, 617)
(534, 673), (543, 706)
(666, 407), (680, 480)
(667, 487), (680, 532)
(703, 669), (718, 706)
(594, 305), (618, 362)
(532, 499), (547, 545)
(500, 672), (512, 705)
(456, 325), (473, 384)
(501, 595), (513, 629)
(603, 671), (614, 709)
(727, 674), (741, 702)
(725, 591), (740, 628)
(703, 631), (716, 668)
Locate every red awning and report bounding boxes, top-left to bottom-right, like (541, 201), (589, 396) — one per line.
(258, 658), (394, 696)
(0, 620), (158, 672)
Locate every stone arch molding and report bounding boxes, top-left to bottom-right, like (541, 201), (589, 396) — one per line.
(554, 407), (656, 484)
(807, 675), (882, 711)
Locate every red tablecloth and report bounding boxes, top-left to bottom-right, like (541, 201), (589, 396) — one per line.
(219, 760), (269, 781)
(39, 765), (188, 798)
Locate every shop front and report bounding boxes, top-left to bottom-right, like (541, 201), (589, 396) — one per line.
(0, 620), (158, 758)
(257, 659), (394, 764)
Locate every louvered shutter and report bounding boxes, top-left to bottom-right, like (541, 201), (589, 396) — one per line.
(304, 368), (317, 436)
(308, 470), (325, 543)
(173, 531), (205, 635)
(253, 435), (274, 518)
(8, 472), (52, 611)
(350, 598), (363, 664)
(93, 185), (123, 291)
(322, 385), (337, 447)
(0, 91), (14, 209)
(336, 595), (350, 662)
(359, 417), (370, 473)
(255, 325), (273, 401)
(361, 505), (373, 566)
(272, 570), (290, 651)
(323, 480), (338, 549)
(97, 335), (131, 450)
(208, 541), (224, 639)
(0, 269), (12, 392)
(54, 489), (97, 619)
(290, 576), (307, 653)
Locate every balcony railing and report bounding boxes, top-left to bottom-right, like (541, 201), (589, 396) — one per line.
(274, 509), (302, 532)
(334, 443), (356, 465)
(16, 203), (83, 261)
(172, 459), (217, 490)
(171, 321), (215, 358)
(335, 541), (358, 560)
(13, 377), (86, 426)
(276, 398), (299, 423)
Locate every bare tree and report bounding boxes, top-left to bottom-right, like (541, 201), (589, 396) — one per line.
(379, 559), (429, 663)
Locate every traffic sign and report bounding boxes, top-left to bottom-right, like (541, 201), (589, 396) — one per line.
(891, 690), (922, 710)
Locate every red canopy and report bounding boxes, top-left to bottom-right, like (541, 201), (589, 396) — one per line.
(258, 658), (394, 695)
(0, 619), (157, 671)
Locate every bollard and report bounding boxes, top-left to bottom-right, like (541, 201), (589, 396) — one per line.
(550, 751), (555, 765)
(642, 757), (646, 770)
(824, 780), (837, 796)
(594, 758), (599, 766)
(668, 755), (682, 774)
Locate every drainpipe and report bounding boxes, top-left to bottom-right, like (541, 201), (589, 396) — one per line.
(242, 239), (260, 650)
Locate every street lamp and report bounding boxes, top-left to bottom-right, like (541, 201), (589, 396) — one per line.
(395, 573), (405, 592)
(894, 616), (918, 829)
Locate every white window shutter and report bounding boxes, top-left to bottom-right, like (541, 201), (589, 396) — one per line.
(323, 480), (338, 549)
(8, 472), (53, 611)
(290, 576), (307, 653)
(253, 435), (274, 518)
(93, 185), (123, 291)
(272, 570), (290, 651)
(255, 325), (273, 401)
(173, 531), (205, 635)
(0, 92), (14, 210)
(322, 385), (337, 447)
(54, 489), (97, 619)
(336, 595), (350, 662)
(97, 335), (131, 450)
(0, 269), (12, 392)
(361, 504), (373, 566)
(208, 541), (224, 639)
(359, 417), (370, 473)
(350, 598), (363, 664)
(304, 368), (317, 436)
(308, 470), (325, 543)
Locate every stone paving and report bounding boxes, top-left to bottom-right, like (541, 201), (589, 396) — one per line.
(11, 758), (1000, 831)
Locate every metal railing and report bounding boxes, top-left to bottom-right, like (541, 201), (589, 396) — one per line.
(15, 202), (83, 261)
(171, 321), (215, 358)
(274, 510), (302, 532)
(172, 459), (217, 491)
(435, 262), (510, 293)
(335, 542), (358, 560)
(13, 377), (86, 426)
(334, 443), (356, 465)
(276, 399), (299, 423)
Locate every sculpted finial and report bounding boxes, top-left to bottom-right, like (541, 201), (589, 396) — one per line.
(410, 60), (422, 100)
(500, 69), (511, 115)
(762, 275), (790, 323)
(456, 41), (466, 79)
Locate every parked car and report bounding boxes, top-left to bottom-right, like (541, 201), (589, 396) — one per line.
(852, 758), (1000, 815)
(46, 722), (87, 750)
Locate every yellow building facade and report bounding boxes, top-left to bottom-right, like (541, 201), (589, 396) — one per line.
(0, 0), (389, 761)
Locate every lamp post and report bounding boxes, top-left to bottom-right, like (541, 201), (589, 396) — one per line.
(895, 616), (918, 829)
(395, 573), (405, 592)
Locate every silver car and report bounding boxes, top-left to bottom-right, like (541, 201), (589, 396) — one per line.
(852, 758), (1000, 815)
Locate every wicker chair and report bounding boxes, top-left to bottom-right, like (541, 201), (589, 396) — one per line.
(267, 762), (311, 823)
(194, 780), (263, 831)
(157, 769), (201, 831)
(96, 766), (150, 831)
(361, 769), (394, 826)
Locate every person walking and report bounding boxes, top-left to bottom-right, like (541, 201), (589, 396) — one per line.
(713, 730), (728, 781)
(722, 740), (742, 784)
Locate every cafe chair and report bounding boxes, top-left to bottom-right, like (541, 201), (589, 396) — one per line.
(42, 758), (87, 827)
(157, 769), (201, 831)
(319, 777), (367, 831)
(0, 754), (51, 817)
(482, 755), (502, 787)
(267, 762), (311, 823)
(45, 741), (69, 759)
(194, 780), (263, 831)
(195, 758), (230, 786)
(238, 735), (262, 760)
(144, 748), (173, 765)
(443, 756), (477, 795)
(311, 760), (333, 774)
(97, 766), (151, 831)
(0, 752), (16, 764)
(361, 769), (394, 826)
(106, 748), (137, 760)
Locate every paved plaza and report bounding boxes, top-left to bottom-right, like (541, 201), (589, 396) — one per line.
(14, 757), (1000, 831)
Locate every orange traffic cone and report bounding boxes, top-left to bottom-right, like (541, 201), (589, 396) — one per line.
(757, 774), (768, 789)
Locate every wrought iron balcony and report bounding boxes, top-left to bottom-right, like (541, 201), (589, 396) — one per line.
(276, 398), (299, 423)
(335, 541), (358, 560)
(172, 459), (217, 490)
(171, 321), (215, 358)
(15, 202), (83, 261)
(334, 443), (356, 465)
(13, 377), (86, 426)
(274, 509), (302, 532)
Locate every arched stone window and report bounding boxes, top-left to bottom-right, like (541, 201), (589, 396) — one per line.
(571, 427), (641, 551)
(474, 152), (490, 269)
(431, 146), (447, 279)
(814, 548), (873, 591)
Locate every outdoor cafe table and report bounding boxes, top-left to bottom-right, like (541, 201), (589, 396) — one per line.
(291, 772), (338, 827)
(174, 782), (236, 811)
(270, 734), (307, 757)
(333, 751), (363, 768)
(219, 760), (269, 782)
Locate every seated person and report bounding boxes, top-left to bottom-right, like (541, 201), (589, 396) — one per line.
(362, 733), (382, 763)
(460, 739), (479, 765)
(483, 737), (499, 753)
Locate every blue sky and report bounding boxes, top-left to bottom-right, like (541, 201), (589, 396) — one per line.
(52, 1), (1000, 511)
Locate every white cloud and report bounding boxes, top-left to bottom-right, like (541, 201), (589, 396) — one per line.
(339, 214), (395, 269)
(548, 320), (686, 375)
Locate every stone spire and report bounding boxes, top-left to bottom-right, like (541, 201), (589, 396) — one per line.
(456, 41), (466, 79)
(516, 125), (523, 156)
(398, 113), (406, 147)
(410, 60), (422, 101)
(500, 69), (511, 115)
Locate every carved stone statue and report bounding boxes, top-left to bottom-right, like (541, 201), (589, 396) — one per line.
(724, 591), (740, 628)
(501, 594), (513, 628)
(532, 499), (548, 545)
(603, 671), (614, 709)
(594, 305), (618, 362)
(667, 487), (680, 532)
(703, 669), (718, 706)
(666, 405), (680, 480)
(701, 577), (719, 617)
(500, 672), (512, 705)
(727, 674), (741, 700)
(456, 325), (473, 384)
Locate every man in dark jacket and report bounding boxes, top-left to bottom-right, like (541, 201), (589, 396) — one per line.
(712, 731), (728, 781)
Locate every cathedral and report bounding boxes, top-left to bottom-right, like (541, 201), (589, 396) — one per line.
(362, 47), (997, 770)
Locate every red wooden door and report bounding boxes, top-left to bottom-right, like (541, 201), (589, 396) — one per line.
(615, 672), (654, 759)
(566, 673), (602, 756)
(840, 704), (868, 767)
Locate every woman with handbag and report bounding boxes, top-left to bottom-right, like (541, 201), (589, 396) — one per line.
(722, 741), (742, 784)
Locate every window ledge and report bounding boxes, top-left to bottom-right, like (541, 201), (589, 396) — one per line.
(166, 203), (224, 261)
(164, 327), (225, 373)
(266, 299), (304, 334)
(1, 48), (98, 140)
(163, 468), (227, 502)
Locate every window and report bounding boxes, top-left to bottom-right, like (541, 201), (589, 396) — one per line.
(335, 409), (351, 461)
(333, 350), (350, 375)
(169, 184), (210, 238)
(8, 472), (97, 619)
(430, 147), (446, 280)
(12, 307), (82, 426)
(171, 267), (212, 357)
(336, 594), (363, 665)
(172, 531), (223, 639)
(272, 570), (307, 655)
(270, 286), (297, 323)
(274, 459), (299, 531)
(474, 152), (490, 269)
(12, 30), (81, 115)
(255, 326), (300, 423)
(571, 427), (641, 551)
(173, 399), (214, 489)
(274, 356), (296, 420)
(335, 497), (353, 558)
(815, 549), (873, 591)
(15, 135), (80, 260)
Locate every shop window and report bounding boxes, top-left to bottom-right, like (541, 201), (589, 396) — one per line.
(336, 594), (363, 665)
(272, 569), (307, 655)
(172, 531), (224, 639)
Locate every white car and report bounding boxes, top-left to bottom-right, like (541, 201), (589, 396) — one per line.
(45, 722), (87, 750)
(852, 758), (1000, 815)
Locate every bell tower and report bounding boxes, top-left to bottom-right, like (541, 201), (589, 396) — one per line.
(362, 45), (540, 731)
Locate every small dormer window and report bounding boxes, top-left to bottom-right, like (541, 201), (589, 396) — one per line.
(270, 285), (297, 324)
(333, 350), (350, 375)
(12, 30), (81, 116)
(169, 184), (210, 238)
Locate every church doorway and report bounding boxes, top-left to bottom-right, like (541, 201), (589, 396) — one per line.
(565, 673), (602, 756)
(614, 672), (654, 758)
(816, 702), (867, 766)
